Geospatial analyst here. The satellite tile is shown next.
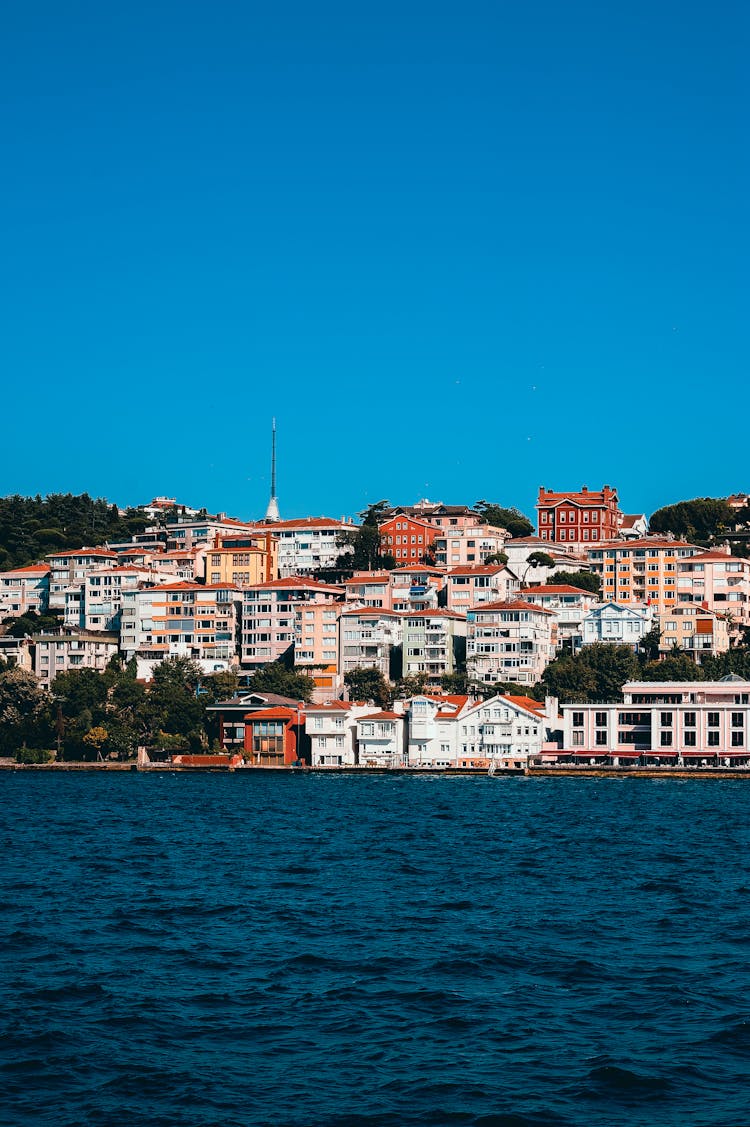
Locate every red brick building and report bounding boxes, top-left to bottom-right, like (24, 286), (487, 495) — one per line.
(378, 516), (438, 564)
(536, 485), (622, 551)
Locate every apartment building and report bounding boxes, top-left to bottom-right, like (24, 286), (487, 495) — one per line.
(344, 572), (393, 609)
(305, 700), (373, 767)
(587, 538), (699, 611)
(47, 548), (118, 610)
(0, 565), (50, 617)
(355, 710), (406, 767)
(340, 608), (402, 678)
(557, 676), (750, 764)
(536, 484), (622, 550)
(503, 538), (588, 586)
(390, 566), (445, 612)
(33, 631), (120, 688)
(63, 567), (169, 632)
(466, 600), (557, 686)
(404, 694), (473, 767)
(445, 565), (520, 612)
(120, 582), (240, 662)
(433, 525), (507, 568)
(241, 577), (344, 667)
(658, 605), (730, 659)
(676, 547), (750, 632)
(457, 694), (552, 769)
(293, 599), (343, 702)
(383, 502), (483, 531)
(378, 515), (437, 564)
(204, 532), (278, 587)
(245, 517), (357, 576)
(401, 610), (467, 686)
(582, 601), (654, 648)
(522, 584), (600, 650)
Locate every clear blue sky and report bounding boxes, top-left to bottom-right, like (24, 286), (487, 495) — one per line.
(1, 1), (747, 524)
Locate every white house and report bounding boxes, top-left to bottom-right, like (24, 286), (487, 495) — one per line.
(582, 601), (654, 648)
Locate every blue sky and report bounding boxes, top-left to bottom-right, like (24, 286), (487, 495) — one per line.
(1, 2), (747, 524)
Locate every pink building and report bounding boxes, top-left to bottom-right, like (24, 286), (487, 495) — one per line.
(0, 565), (50, 617)
(344, 572), (393, 609)
(555, 676), (750, 765)
(445, 565), (520, 612)
(676, 545), (750, 633)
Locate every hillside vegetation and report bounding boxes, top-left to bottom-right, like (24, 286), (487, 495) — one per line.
(0, 493), (148, 570)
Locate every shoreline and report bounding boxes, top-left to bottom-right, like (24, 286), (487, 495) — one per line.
(4, 761), (750, 779)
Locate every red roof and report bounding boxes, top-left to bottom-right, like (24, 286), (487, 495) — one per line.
(0, 565), (50, 576)
(448, 565), (507, 576)
(341, 607), (399, 617)
(470, 600), (555, 615)
(245, 707), (299, 721)
(344, 575), (390, 585)
(389, 566), (445, 576)
(504, 694), (545, 715)
(524, 585), (593, 596)
(148, 581), (237, 592)
(249, 517), (354, 530)
(358, 711), (402, 721)
(402, 608), (465, 619)
(305, 701), (353, 712)
(591, 538), (696, 551)
(248, 576), (344, 591)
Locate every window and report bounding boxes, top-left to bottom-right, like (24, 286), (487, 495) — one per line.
(708, 712), (720, 728)
(732, 731), (744, 747)
(732, 713), (744, 728)
(572, 712), (584, 727)
(660, 731), (673, 746)
(595, 731), (607, 746)
(684, 731), (696, 746)
(684, 712), (696, 727)
(572, 731), (584, 746)
(708, 731), (720, 747)
(595, 712), (607, 726)
(661, 712), (673, 727)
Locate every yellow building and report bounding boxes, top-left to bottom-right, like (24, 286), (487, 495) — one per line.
(587, 538), (698, 611)
(205, 533), (278, 587)
(658, 605), (730, 660)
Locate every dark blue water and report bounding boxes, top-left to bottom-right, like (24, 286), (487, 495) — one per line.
(2, 774), (750, 1126)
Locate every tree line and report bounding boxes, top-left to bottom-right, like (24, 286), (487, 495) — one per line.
(0, 493), (149, 571)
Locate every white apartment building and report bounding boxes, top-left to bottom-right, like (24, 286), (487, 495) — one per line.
(466, 600), (557, 687)
(405, 694), (473, 767)
(445, 565), (520, 613)
(457, 694), (553, 769)
(390, 566), (445, 612)
(340, 608), (402, 678)
(0, 565), (50, 617)
(241, 578), (344, 666)
(305, 701), (373, 766)
(120, 583), (241, 662)
(503, 538), (587, 587)
(355, 710), (407, 767)
(401, 610), (467, 686)
(33, 631), (120, 688)
(47, 549), (118, 610)
(247, 517), (358, 576)
(523, 584), (600, 651)
(64, 567), (170, 631)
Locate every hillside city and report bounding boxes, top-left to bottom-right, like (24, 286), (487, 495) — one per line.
(2, 483), (750, 772)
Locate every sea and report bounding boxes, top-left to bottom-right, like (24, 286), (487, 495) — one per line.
(2, 772), (750, 1127)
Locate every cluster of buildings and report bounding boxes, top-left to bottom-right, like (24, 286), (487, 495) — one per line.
(2, 478), (750, 768)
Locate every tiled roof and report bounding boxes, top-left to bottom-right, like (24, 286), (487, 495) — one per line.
(0, 565), (50, 576)
(470, 600), (555, 615)
(247, 576), (344, 591)
(401, 609), (466, 619)
(358, 711), (402, 721)
(447, 565), (507, 576)
(523, 584), (593, 595)
(249, 517), (355, 530)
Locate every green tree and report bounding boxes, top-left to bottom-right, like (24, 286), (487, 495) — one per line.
(336, 501), (395, 572)
(474, 502), (533, 538)
(640, 653), (703, 681)
(0, 668), (51, 754)
(649, 497), (734, 544)
(549, 569), (601, 594)
(440, 671), (469, 694)
(541, 643), (640, 703)
(344, 667), (391, 708)
(249, 662), (315, 702)
(483, 551), (509, 566)
(394, 673), (429, 698)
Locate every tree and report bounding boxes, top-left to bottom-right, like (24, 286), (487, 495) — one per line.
(638, 624), (662, 662)
(394, 673), (429, 699)
(3, 611), (62, 638)
(540, 643), (640, 703)
(249, 662), (315, 702)
(440, 671), (469, 694)
(521, 551), (555, 587)
(649, 497), (734, 544)
(344, 667), (391, 708)
(336, 501), (395, 572)
(549, 569), (601, 594)
(640, 653), (703, 681)
(0, 668), (51, 754)
(483, 551), (509, 566)
(540, 657), (598, 703)
(82, 726), (109, 759)
(474, 502), (533, 538)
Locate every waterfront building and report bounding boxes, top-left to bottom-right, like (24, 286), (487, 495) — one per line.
(305, 700), (374, 767)
(401, 610), (467, 686)
(586, 537), (699, 611)
(340, 607), (402, 679)
(445, 565), (520, 612)
(0, 565), (50, 617)
(355, 710), (406, 767)
(555, 676), (750, 765)
(404, 693), (473, 767)
(466, 600), (557, 686)
(582, 601), (655, 648)
(33, 631), (120, 688)
(457, 693), (552, 769)
(240, 577), (344, 667)
(207, 691), (307, 751)
(536, 484), (622, 550)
